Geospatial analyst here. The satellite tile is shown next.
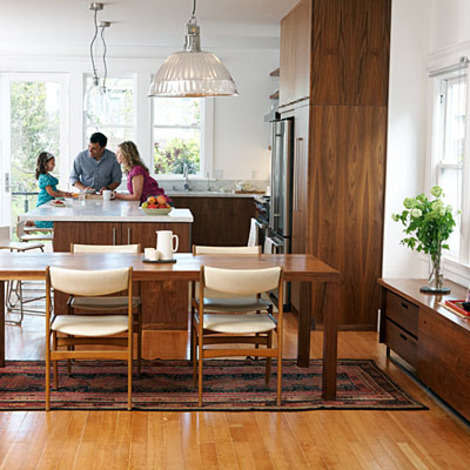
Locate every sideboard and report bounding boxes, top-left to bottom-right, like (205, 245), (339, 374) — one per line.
(378, 278), (470, 422)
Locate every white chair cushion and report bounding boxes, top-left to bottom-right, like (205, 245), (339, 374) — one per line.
(52, 315), (129, 336)
(1, 241), (44, 252)
(203, 296), (271, 312)
(21, 234), (53, 242)
(70, 296), (141, 310)
(203, 313), (276, 334)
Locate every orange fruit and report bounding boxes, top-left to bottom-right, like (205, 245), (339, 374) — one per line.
(156, 195), (167, 205)
(147, 196), (156, 204)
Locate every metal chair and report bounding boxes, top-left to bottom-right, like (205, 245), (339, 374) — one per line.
(193, 265), (284, 406)
(45, 266), (134, 411)
(0, 225), (46, 326)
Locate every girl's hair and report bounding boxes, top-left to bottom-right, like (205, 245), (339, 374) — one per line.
(118, 141), (149, 173)
(35, 152), (55, 180)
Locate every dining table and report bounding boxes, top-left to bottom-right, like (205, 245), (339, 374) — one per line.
(0, 252), (342, 400)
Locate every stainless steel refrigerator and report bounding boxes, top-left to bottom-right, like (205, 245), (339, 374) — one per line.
(267, 117), (294, 255)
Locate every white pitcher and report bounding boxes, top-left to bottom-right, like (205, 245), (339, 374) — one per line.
(156, 230), (179, 260)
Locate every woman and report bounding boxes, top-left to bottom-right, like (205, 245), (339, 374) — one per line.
(113, 141), (166, 204)
(34, 152), (72, 228)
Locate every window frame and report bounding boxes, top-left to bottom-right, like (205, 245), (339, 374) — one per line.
(150, 96), (214, 180)
(430, 68), (470, 278)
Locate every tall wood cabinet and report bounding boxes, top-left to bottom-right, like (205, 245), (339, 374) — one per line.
(280, 0), (391, 328)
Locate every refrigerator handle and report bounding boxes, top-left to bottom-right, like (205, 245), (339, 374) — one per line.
(294, 137), (303, 211)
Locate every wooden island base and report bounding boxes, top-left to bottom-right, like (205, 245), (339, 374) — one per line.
(53, 221), (192, 330)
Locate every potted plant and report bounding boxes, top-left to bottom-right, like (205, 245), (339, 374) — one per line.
(392, 185), (457, 294)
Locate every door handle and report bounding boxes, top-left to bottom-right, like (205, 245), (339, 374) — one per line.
(112, 227), (117, 245)
(127, 227), (131, 244)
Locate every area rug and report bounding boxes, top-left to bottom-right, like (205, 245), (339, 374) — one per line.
(0, 359), (426, 411)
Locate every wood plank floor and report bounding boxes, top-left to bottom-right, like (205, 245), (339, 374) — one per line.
(1, 312), (470, 469)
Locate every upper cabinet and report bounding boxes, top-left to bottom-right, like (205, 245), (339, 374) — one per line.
(279, 0), (312, 108)
(280, 0), (391, 108)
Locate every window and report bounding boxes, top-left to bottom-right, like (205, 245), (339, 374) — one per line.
(433, 71), (468, 263)
(84, 76), (136, 150)
(152, 98), (202, 176)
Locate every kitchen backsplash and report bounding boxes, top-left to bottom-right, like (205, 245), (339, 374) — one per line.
(159, 179), (268, 194)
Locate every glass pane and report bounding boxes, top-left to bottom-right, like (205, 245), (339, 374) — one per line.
(442, 76), (467, 164)
(84, 76), (136, 128)
(153, 128), (200, 175)
(86, 127), (136, 152)
(153, 98), (201, 127)
(439, 167), (462, 258)
(10, 80), (61, 228)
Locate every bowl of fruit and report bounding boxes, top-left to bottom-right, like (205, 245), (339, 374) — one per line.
(140, 195), (172, 215)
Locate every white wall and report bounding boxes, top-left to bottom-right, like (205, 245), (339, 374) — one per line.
(382, 0), (431, 278)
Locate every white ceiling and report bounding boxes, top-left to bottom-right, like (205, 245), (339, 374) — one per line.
(0, 0), (298, 57)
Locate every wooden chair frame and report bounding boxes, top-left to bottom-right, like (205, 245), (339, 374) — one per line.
(68, 243), (143, 375)
(192, 265), (284, 407)
(45, 266), (134, 411)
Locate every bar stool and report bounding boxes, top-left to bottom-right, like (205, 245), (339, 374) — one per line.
(0, 225), (46, 326)
(16, 218), (53, 243)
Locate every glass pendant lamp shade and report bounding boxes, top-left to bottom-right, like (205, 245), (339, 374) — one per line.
(149, 50), (238, 97)
(149, 4), (238, 98)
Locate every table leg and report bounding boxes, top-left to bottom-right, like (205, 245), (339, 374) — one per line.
(322, 287), (337, 400)
(0, 280), (4, 367)
(297, 281), (326, 367)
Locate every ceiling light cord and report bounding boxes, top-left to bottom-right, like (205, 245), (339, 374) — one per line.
(89, 7), (99, 87)
(100, 25), (108, 93)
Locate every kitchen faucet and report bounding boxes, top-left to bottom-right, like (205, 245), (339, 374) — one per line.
(183, 163), (191, 191)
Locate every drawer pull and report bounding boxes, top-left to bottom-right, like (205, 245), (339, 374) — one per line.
(399, 333), (408, 341)
(400, 302), (409, 309)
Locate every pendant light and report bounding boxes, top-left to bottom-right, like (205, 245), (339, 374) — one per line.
(148, 0), (238, 97)
(84, 3), (112, 126)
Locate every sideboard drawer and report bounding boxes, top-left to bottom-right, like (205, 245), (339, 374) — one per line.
(385, 291), (418, 336)
(385, 319), (417, 367)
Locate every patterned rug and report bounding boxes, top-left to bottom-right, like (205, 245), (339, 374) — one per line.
(0, 359), (426, 411)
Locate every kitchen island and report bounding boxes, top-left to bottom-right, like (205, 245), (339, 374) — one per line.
(20, 199), (193, 331)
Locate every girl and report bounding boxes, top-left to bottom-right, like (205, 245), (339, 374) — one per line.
(34, 152), (72, 228)
(113, 141), (167, 204)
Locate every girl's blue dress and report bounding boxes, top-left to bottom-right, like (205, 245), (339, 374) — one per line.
(35, 173), (59, 229)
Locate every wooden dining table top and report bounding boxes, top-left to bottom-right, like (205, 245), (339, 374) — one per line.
(0, 252), (341, 283)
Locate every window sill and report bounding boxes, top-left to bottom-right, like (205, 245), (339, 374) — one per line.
(443, 256), (470, 288)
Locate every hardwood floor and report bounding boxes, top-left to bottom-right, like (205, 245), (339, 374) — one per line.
(1, 313), (470, 469)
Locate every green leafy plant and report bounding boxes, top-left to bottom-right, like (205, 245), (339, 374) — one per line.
(153, 137), (200, 175)
(392, 185), (457, 289)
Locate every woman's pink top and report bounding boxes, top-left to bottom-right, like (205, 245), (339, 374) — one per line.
(127, 165), (165, 203)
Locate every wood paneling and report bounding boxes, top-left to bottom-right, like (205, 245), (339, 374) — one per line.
(308, 105), (387, 327)
(53, 222), (120, 252)
(279, 0), (312, 107)
(311, 0), (391, 106)
(171, 197), (255, 247)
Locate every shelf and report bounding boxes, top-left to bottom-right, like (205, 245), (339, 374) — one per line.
(269, 68), (280, 77)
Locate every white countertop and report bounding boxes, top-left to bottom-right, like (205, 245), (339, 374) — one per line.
(20, 200), (194, 223)
(167, 191), (262, 198)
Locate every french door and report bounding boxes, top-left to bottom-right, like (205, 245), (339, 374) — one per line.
(0, 73), (68, 229)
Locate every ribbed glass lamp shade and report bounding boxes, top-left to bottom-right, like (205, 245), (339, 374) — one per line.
(149, 50), (238, 97)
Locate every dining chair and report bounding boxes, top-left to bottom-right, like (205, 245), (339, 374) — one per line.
(193, 265), (284, 406)
(16, 218), (53, 243)
(45, 266), (134, 411)
(191, 245), (273, 360)
(68, 243), (143, 374)
(0, 225), (46, 326)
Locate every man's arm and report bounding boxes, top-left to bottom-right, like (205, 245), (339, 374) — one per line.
(70, 155), (93, 192)
(108, 158), (122, 190)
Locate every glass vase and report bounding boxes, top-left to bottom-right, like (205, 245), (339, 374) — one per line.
(420, 249), (451, 294)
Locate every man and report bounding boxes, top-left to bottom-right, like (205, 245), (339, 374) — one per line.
(70, 132), (122, 193)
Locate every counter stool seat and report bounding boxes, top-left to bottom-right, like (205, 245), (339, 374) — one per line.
(70, 296), (141, 311)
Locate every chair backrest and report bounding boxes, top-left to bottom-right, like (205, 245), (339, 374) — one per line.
(71, 243), (141, 254)
(193, 245), (261, 255)
(202, 266), (281, 296)
(48, 266), (131, 296)
(0, 226), (10, 243)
